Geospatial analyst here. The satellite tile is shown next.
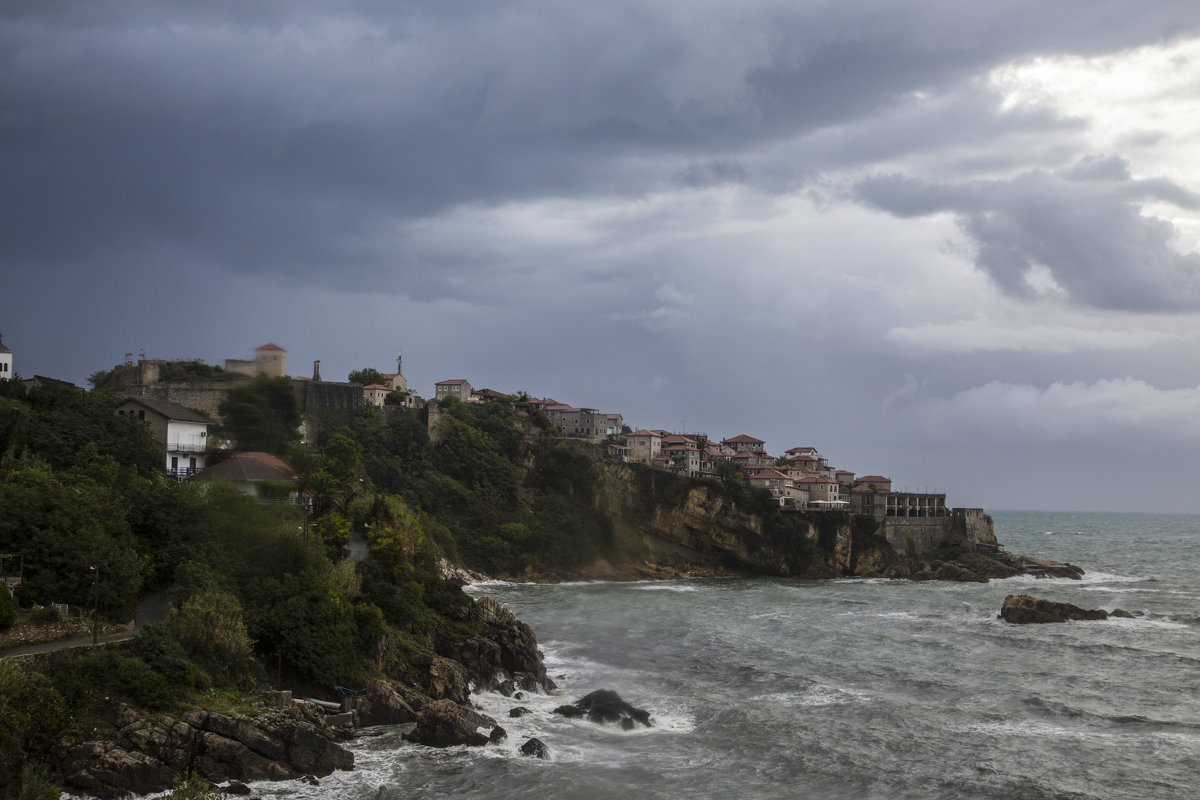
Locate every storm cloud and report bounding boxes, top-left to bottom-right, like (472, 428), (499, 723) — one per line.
(4, 1), (1200, 511)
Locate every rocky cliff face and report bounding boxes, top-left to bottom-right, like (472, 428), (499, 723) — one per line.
(46, 594), (552, 797)
(588, 463), (1046, 582)
(53, 701), (355, 798)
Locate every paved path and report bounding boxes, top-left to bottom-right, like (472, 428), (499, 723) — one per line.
(0, 592), (170, 659)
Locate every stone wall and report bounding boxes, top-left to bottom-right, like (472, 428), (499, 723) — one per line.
(881, 509), (996, 555)
(124, 379), (252, 418)
(294, 379), (366, 442)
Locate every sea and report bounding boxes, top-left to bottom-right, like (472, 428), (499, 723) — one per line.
(244, 511), (1200, 799)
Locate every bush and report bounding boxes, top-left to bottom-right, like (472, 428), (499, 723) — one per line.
(0, 588), (16, 629)
(168, 590), (255, 687)
(30, 606), (60, 625)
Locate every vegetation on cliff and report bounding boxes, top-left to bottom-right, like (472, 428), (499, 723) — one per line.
(0, 376), (1028, 795)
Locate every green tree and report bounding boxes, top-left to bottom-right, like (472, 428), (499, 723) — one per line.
(347, 368), (386, 386)
(218, 377), (302, 455)
(0, 588), (15, 629)
(168, 589), (255, 685)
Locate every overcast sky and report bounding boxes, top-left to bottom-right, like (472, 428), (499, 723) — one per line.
(5, 1), (1200, 513)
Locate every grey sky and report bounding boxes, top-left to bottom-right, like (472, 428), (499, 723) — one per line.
(5, 1), (1200, 512)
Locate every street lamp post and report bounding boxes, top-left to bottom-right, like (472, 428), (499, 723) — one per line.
(89, 564), (99, 645)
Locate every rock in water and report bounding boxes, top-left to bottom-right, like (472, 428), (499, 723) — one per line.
(999, 594), (1110, 624)
(405, 699), (497, 747)
(519, 737), (550, 759)
(562, 690), (652, 728)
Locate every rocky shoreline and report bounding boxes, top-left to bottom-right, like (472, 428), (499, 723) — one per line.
(45, 547), (1086, 796)
(45, 597), (551, 797)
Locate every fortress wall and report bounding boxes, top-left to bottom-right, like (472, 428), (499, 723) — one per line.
(881, 510), (996, 554)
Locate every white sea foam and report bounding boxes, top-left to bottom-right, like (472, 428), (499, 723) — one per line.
(634, 584), (699, 593)
(750, 685), (871, 708)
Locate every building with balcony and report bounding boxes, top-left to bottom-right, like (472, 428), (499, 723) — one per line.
(116, 396), (213, 478)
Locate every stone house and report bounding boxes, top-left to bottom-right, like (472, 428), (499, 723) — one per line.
(362, 384), (390, 407)
(795, 476), (846, 508)
(722, 434), (766, 454)
(626, 430), (663, 464)
(435, 379), (473, 403)
(116, 396), (213, 478)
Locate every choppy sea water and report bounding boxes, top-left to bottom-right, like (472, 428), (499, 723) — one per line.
(252, 511), (1200, 800)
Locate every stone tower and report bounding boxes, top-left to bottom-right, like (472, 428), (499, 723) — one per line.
(255, 343), (286, 378)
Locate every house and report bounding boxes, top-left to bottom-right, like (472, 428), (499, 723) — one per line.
(362, 384), (390, 407)
(116, 397), (213, 478)
(0, 335), (12, 379)
(193, 452), (301, 503)
(626, 430), (663, 464)
(795, 476), (847, 508)
(435, 379), (473, 403)
(661, 434), (703, 477)
(722, 434), (766, 454)
(225, 343), (287, 378)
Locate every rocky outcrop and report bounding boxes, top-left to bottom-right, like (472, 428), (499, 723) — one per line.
(520, 737), (550, 759)
(404, 699), (500, 747)
(453, 597), (550, 692)
(554, 689), (652, 730)
(999, 594), (1128, 624)
(353, 680), (421, 727)
(53, 702), (353, 798)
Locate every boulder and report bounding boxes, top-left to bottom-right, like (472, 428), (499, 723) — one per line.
(405, 699), (496, 748)
(567, 690), (652, 728)
(353, 680), (422, 728)
(519, 737), (550, 759)
(552, 704), (585, 718)
(509, 706), (532, 718)
(999, 594), (1110, 624)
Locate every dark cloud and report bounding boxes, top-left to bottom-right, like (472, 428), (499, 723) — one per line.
(3, 1), (1199, 294)
(5, 1), (1200, 511)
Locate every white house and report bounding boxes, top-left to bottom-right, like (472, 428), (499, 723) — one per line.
(116, 397), (213, 478)
(0, 335), (11, 379)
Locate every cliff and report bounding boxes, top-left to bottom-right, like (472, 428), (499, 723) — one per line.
(569, 462), (1065, 582)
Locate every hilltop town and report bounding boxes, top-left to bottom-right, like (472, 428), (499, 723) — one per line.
(55, 340), (949, 520)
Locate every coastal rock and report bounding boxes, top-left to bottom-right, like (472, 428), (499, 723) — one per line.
(405, 699), (497, 747)
(477, 597), (548, 681)
(999, 595), (1110, 624)
(353, 680), (422, 728)
(1006, 555), (1085, 580)
(568, 690), (652, 729)
(552, 704), (585, 718)
(509, 706), (532, 718)
(519, 737), (550, 759)
(53, 702), (353, 798)
(427, 657), (472, 705)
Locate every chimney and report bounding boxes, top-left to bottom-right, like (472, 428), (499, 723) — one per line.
(313, 360), (321, 382)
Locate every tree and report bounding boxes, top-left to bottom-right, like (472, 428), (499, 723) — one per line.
(218, 377), (302, 455)
(168, 589), (255, 684)
(347, 368), (386, 386)
(0, 587), (15, 629)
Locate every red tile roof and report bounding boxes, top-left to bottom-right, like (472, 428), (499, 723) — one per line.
(196, 452), (297, 483)
(857, 475), (891, 483)
(436, 379), (468, 385)
(257, 343), (285, 351)
(723, 434), (765, 444)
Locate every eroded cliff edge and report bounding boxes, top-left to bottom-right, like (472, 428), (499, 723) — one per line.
(535, 462), (1079, 583)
